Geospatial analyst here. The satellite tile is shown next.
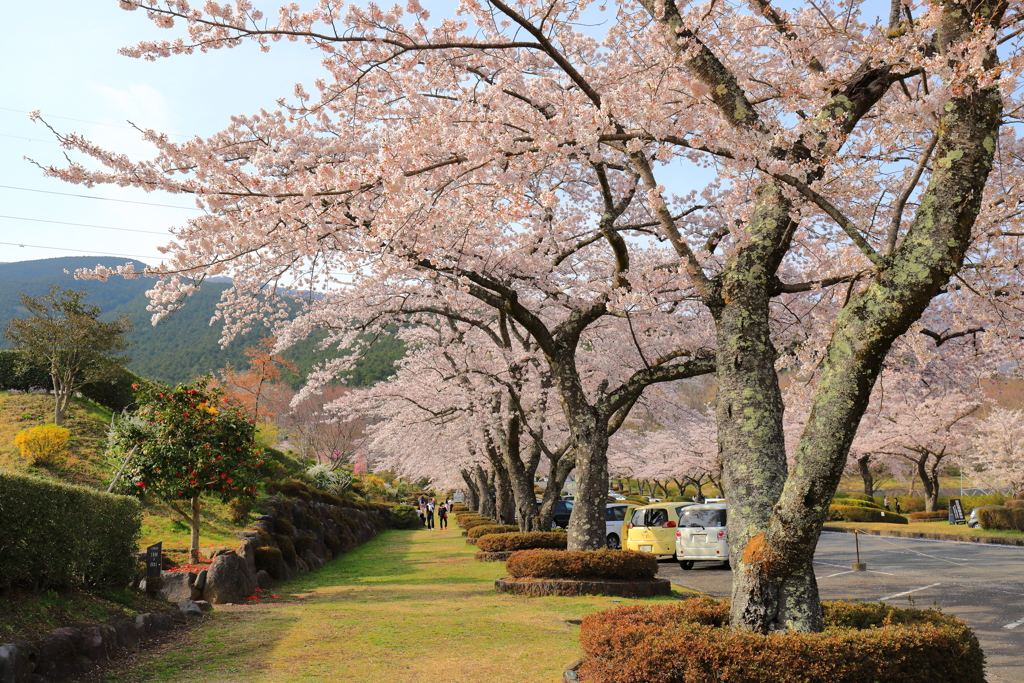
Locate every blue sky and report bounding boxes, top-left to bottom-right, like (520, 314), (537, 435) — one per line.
(0, 0), (322, 266)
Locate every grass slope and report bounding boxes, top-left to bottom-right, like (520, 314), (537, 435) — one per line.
(107, 528), (679, 683)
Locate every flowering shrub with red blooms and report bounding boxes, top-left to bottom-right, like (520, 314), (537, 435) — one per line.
(578, 598), (985, 683)
(108, 376), (263, 505)
(506, 549), (656, 581)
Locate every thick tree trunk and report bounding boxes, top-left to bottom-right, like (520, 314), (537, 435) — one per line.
(857, 454), (874, 497)
(566, 422), (609, 551)
(918, 455), (942, 513)
(474, 464), (496, 519)
(460, 468), (479, 511)
(189, 495), (201, 565)
(493, 459), (516, 525)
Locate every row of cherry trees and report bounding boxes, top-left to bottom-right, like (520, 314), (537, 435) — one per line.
(44, 0), (1024, 632)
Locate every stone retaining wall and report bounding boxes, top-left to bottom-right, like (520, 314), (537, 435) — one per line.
(0, 600), (209, 683)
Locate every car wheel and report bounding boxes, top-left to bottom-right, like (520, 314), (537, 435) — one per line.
(606, 533), (621, 550)
(721, 560), (731, 570)
(679, 560), (694, 570)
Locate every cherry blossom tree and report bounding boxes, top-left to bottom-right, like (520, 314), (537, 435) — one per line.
(971, 408), (1024, 496)
(38, 0), (1024, 633)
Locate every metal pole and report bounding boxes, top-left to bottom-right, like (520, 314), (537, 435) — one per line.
(855, 529), (860, 564)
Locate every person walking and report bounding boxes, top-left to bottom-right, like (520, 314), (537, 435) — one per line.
(883, 496), (890, 511)
(437, 503), (448, 529)
(894, 497), (902, 514)
(425, 500), (435, 529)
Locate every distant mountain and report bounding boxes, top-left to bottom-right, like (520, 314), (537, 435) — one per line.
(0, 257), (403, 387)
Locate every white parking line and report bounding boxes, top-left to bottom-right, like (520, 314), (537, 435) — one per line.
(879, 582), (941, 601)
(813, 561), (850, 568)
(1003, 616), (1024, 630)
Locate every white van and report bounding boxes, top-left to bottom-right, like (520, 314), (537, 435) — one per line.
(675, 502), (729, 570)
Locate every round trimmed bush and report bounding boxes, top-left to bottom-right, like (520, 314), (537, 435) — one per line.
(390, 504), (422, 530)
(507, 549), (657, 581)
(467, 524), (519, 539)
(476, 532), (568, 553)
(908, 511), (949, 521)
(578, 598), (985, 683)
(828, 505), (908, 524)
(1005, 499), (1024, 509)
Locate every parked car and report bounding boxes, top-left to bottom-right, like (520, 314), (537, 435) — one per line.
(552, 498), (573, 528)
(967, 505), (1004, 529)
(605, 503), (630, 549)
(623, 501), (696, 556)
(608, 490), (627, 501)
(675, 502), (729, 570)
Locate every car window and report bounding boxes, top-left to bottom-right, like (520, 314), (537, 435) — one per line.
(679, 508), (726, 528)
(648, 508), (668, 527)
(564, 500), (573, 510)
(630, 509), (646, 527)
(610, 507), (627, 522)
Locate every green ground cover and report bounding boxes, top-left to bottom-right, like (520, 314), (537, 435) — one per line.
(107, 527), (681, 683)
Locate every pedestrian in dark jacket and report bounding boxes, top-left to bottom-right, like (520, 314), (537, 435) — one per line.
(437, 504), (448, 529)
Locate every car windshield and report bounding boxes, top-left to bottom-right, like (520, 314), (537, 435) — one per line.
(647, 508), (668, 527)
(679, 508), (727, 528)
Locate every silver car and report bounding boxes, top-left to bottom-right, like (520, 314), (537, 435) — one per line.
(675, 502), (730, 569)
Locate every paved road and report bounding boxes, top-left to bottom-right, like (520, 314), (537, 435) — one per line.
(658, 531), (1024, 683)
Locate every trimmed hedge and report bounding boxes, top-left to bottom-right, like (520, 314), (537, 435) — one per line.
(0, 471), (142, 590)
(834, 492), (876, 502)
(476, 532), (568, 553)
(461, 518), (495, 532)
(978, 507), (1024, 531)
(1005, 499), (1024, 510)
(579, 598), (985, 683)
(831, 498), (882, 510)
(909, 511), (949, 521)
(507, 549), (657, 581)
(829, 505), (908, 524)
(467, 524), (519, 539)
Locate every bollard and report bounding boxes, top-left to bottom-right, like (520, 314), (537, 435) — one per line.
(852, 529), (866, 571)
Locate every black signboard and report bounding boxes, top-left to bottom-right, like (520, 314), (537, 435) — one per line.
(145, 542), (163, 577)
(948, 499), (966, 525)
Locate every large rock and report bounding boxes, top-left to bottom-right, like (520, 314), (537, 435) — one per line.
(202, 552), (255, 604)
(301, 549), (324, 570)
(34, 633), (82, 681)
(233, 539), (260, 593)
(157, 571), (197, 602)
(177, 600), (205, 618)
(76, 625), (117, 663)
(0, 641), (37, 683)
(111, 620), (139, 651)
(256, 570), (274, 591)
(200, 546), (232, 561)
(150, 613), (174, 632)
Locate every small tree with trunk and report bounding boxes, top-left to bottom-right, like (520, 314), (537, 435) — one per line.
(4, 286), (132, 426)
(107, 377), (262, 563)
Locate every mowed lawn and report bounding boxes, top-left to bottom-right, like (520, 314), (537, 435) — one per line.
(110, 527), (675, 682)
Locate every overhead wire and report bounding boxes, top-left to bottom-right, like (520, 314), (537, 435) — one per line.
(0, 214), (170, 235)
(0, 185), (200, 210)
(0, 240), (159, 262)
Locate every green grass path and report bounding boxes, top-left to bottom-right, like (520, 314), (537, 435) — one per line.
(112, 527), (670, 682)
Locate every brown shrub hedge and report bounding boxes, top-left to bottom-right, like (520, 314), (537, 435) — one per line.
(1005, 499), (1024, 509)
(908, 511), (948, 521)
(467, 524), (519, 539)
(507, 549), (657, 581)
(978, 507), (1024, 531)
(578, 597), (984, 683)
(462, 518), (495, 532)
(476, 531), (568, 552)
(829, 505), (908, 524)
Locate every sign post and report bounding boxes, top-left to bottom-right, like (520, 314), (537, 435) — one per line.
(948, 499), (966, 525)
(145, 542), (163, 577)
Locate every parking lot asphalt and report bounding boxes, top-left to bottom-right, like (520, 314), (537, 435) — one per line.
(657, 531), (1024, 683)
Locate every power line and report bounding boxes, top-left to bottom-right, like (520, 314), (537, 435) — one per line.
(0, 185), (200, 211)
(0, 214), (169, 235)
(0, 133), (60, 145)
(0, 106), (191, 139)
(0, 241), (158, 261)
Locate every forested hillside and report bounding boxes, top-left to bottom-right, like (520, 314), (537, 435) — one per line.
(0, 257), (403, 386)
